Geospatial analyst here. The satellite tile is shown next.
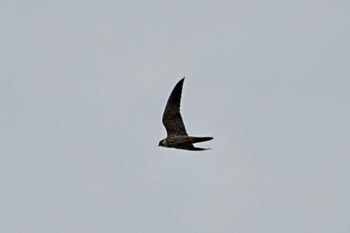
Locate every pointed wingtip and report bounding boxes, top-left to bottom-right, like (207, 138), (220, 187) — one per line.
(176, 77), (185, 87)
(176, 77), (185, 88)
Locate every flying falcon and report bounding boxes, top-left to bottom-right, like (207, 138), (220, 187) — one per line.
(158, 77), (213, 151)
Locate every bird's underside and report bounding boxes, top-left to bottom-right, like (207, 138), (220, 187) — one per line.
(159, 77), (213, 151)
(164, 135), (213, 151)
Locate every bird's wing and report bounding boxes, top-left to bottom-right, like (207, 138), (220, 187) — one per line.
(162, 78), (188, 136)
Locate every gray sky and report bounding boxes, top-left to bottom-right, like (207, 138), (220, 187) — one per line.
(1, 0), (349, 232)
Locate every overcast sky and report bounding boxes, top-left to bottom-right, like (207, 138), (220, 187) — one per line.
(1, 0), (349, 232)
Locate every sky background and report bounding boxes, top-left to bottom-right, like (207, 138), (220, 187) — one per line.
(1, 0), (350, 232)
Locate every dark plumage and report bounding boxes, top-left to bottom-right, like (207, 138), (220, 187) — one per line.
(158, 77), (213, 151)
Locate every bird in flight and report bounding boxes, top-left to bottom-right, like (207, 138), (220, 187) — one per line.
(158, 77), (213, 151)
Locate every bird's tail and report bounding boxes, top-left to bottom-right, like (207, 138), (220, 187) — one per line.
(191, 146), (212, 151)
(179, 144), (212, 151)
(189, 136), (213, 144)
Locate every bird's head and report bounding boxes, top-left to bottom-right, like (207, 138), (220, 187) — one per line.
(158, 139), (167, 147)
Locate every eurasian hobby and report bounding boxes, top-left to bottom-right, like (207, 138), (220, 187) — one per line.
(158, 77), (213, 151)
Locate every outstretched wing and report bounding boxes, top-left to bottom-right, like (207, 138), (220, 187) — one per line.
(162, 78), (188, 136)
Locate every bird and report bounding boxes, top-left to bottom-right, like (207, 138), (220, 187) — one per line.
(158, 77), (213, 151)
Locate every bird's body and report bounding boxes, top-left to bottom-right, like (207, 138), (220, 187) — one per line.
(158, 78), (213, 151)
